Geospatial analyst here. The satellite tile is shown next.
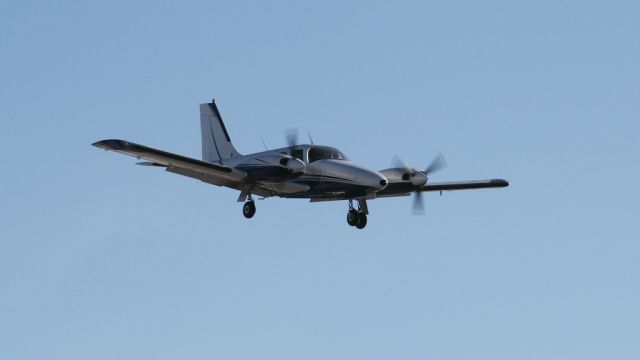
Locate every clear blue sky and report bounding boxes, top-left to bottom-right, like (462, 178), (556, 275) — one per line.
(2, 1), (639, 359)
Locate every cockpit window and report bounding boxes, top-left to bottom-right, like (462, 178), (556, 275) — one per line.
(308, 146), (348, 163)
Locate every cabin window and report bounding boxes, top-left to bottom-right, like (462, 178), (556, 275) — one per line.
(308, 146), (348, 163)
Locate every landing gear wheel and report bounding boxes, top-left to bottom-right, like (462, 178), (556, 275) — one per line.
(355, 212), (367, 229)
(242, 201), (256, 219)
(347, 209), (359, 226)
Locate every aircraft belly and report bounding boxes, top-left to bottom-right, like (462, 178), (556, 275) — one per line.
(292, 178), (372, 198)
(376, 182), (415, 196)
(258, 181), (309, 194)
(237, 165), (293, 182)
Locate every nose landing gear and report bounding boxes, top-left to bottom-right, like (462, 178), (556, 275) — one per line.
(347, 199), (368, 229)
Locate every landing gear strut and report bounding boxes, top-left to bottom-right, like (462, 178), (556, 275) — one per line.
(242, 195), (256, 219)
(347, 199), (368, 229)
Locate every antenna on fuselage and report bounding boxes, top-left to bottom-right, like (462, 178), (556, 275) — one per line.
(260, 138), (269, 150)
(308, 132), (315, 145)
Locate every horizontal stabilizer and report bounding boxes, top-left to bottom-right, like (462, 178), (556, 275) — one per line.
(136, 161), (165, 167)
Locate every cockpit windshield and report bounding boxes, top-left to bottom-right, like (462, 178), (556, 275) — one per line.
(308, 146), (348, 163)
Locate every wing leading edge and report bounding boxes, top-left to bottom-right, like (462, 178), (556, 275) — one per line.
(418, 179), (509, 192)
(375, 178), (509, 199)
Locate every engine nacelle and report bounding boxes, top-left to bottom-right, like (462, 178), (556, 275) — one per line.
(241, 153), (306, 181)
(279, 156), (306, 175)
(410, 171), (427, 186)
(381, 167), (428, 186)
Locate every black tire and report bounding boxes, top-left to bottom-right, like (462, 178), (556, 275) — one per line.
(355, 212), (367, 229)
(347, 209), (359, 226)
(242, 201), (256, 219)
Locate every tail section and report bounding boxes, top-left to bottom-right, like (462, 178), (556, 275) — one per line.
(200, 99), (241, 163)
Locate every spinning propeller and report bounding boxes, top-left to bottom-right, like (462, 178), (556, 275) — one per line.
(393, 153), (447, 214)
(285, 128), (298, 149)
(280, 128), (305, 174)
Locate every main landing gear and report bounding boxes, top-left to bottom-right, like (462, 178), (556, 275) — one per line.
(347, 199), (368, 229)
(240, 194), (369, 229)
(242, 196), (256, 219)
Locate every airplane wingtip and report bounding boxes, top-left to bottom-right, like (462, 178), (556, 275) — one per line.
(91, 139), (128, 150)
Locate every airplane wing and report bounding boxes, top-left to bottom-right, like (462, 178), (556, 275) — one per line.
(418, 179), (509, 192)
(92, 139), (246, 188)
(375, 178), (509, 199)
(299, 179), (509, 202)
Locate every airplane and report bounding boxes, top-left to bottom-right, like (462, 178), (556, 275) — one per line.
(93, 99), (509, 229)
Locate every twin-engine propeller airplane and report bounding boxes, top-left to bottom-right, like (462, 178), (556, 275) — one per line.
(93, 99), (508, 229)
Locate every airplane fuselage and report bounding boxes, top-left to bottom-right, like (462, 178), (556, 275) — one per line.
(216, 144), (388, 198)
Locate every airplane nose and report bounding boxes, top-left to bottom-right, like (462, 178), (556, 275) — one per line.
(312, 160), (387, 191)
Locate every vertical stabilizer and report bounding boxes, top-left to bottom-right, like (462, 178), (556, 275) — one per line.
(200, 99), (241, 163)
